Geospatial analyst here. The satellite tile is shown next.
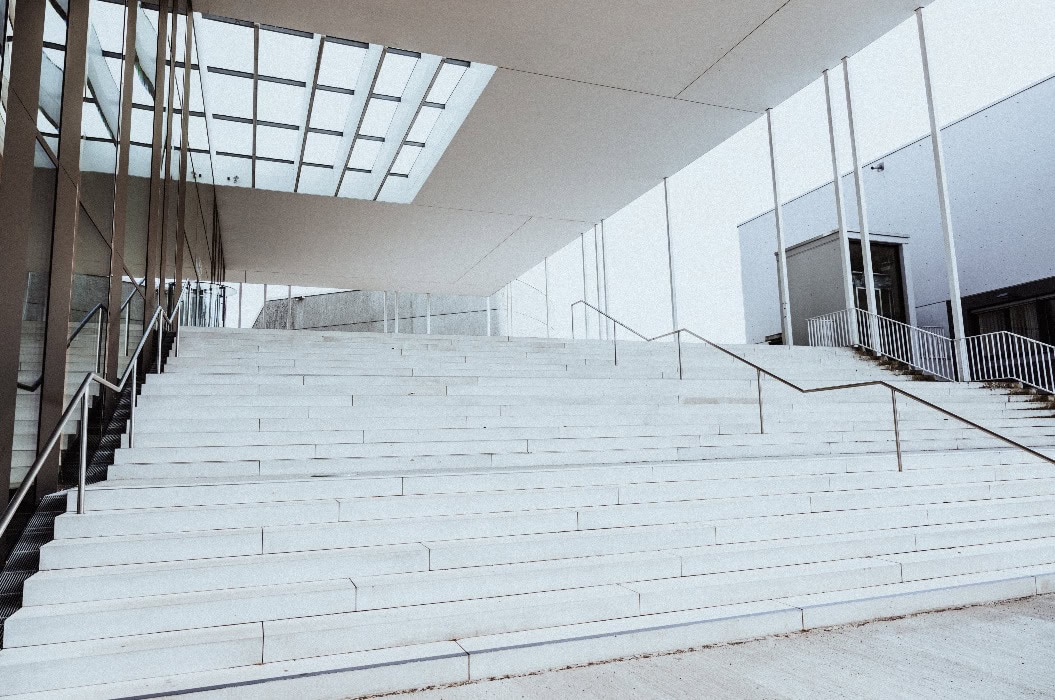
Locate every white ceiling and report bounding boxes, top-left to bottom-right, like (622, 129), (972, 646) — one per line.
(204, 0), (933, 294)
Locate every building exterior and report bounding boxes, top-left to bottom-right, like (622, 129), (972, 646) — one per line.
(739, 73), (1055, 345)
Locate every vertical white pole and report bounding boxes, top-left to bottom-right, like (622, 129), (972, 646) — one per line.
(601, 219), (611, 339)
(237, 282), (243, 329)
(486, 294), (492, 336)
(916, 8), (970, 381)
(580, 233), (589, 339)
(544, 257), (550, 338)
(394, 291), (400, 334)
(766, 109), (794, 345)
(663, 177), (679, 331)
(823, 68), (859, 344)
(426, 293), (432, 335)
(262, 283), (268, 329)
(593, 224), (604, 340)
(286, 285), (292, 330)
(508, 283), (513, 337)
(842, 57), (880, 349)
(383, 291), (388, 333)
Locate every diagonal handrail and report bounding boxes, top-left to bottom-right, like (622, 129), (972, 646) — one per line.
(570, 299), (1055, 473)
(1, 285), (191, 542)
(16, 303), (110, 393)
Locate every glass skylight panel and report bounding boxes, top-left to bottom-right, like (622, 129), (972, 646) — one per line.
(199, 17), (253, 73)
(132, 66), (152, 106)
(258, 27), (315, 83)
(317, 39), (366, 90)
(104, 57), (123, 89)
(346, 137), (383, 171)
(374, 51), (418, 97)
(256, 80), (303, 125)
(308, 90), (352, 132)
(190, 70), (206, 112)
(89, 1), (127, 54)
(213, 153), (252, 186)
(187, 115), (210, 151)
(211, 118), (252, 155)
(255, 159), (294, 191)
(425, 62), (467, 105)
(44, 3), (67, 46)
(206, 72), (252, 119)
(338, 169), (371, 198)
(389, 144), (422, 176)
(296, 164), (333, 196)
(255, 124), (300, 161)
(194, 11), (493, 201)
(406, 105), (442, 144)
(302, 132), (340, 166)
(359, 97), (398, 138)
(81, 101), (112, 140)
(130, 106), (153, 144)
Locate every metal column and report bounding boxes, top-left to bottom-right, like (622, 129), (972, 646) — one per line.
(842, 57), (880, 348)
(823, 68), (859, 344)
(426, 293), (432, 335)
(543, 258), (550, 339)
(286, 285), (292, 330)
(600, 220), (612, 340)
(593, 225), (604, 339)
(237, 282), (243, 328)
(486, 294), (492, 336)
(393, 291), (399, 334)
(663, 177), (679, 331)
(580, 233), (589, 339)
(383, 291), (388, 333)
(765, 109), (794, 345)
(917, 8), (970, 381)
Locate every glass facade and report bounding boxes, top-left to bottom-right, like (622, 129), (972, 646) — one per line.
(0, 1), (225, 513)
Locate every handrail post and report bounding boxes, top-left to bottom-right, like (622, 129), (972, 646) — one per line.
(77, 392), (89, 515)
(675, 330), (683, 380)
(156, 321), (162, 374)
(891, 388), (903, 473)
(756, 368), (764, 434)
(95, 311), (105, 374)
(571, 304), (576, 340)
(129, 355), (138, 449)
(613, 323), (618, 367)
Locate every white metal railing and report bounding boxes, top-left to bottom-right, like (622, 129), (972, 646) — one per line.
(966, 332), (1055, 394)
(808, 308), (958, 381)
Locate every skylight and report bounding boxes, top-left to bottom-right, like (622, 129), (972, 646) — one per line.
(194, 14), (496, 203)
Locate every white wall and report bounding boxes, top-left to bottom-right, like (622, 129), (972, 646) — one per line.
(739, 74), (1055, 342)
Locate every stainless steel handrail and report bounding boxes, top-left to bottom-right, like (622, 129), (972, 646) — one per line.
(16, 303), (109, 392)
(571, 299), (1055, 473)
(0, 286), (190, 541)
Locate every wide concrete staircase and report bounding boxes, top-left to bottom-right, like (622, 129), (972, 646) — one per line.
(2, 327), (1054, 698)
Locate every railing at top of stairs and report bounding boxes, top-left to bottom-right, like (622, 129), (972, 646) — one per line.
(570, 299), (1055, 474)
(808, 307), (1055, 395)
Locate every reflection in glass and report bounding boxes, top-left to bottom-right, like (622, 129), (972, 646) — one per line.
(11, 144), (58, 490)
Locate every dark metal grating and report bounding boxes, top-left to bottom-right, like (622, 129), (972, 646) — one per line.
(0, 330), (177, 646)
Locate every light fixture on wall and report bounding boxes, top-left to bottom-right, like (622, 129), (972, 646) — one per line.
(870, 162), (885, 172)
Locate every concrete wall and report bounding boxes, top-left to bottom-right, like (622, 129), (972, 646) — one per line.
(738, 74), (1055, 344)
(255, 290), (510, 336)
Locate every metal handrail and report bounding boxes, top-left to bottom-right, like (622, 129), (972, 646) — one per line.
(0, 286), (190, 541)
(16, 303), (109, 392)
(966, 330), (1055, 395)
(570, 299), (1055, 473)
